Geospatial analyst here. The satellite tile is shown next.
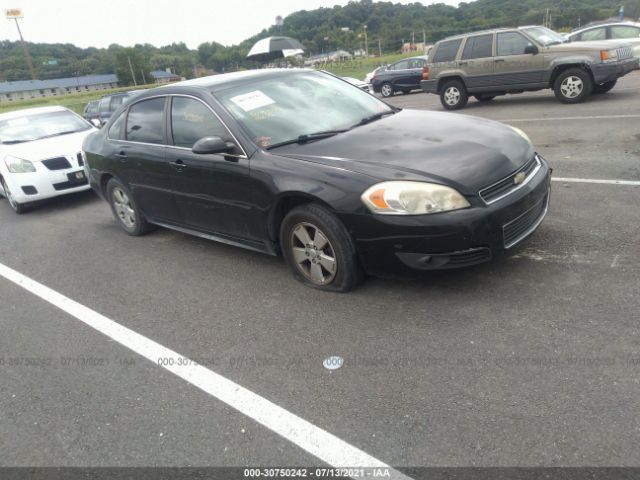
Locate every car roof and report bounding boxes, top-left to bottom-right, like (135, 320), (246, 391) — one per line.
(436, 25), (543, 43)
(570, 21), (640, 34)
(0, 105), (68, 121)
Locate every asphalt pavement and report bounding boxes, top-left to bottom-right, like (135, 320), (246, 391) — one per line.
(1, 72), (639, 473)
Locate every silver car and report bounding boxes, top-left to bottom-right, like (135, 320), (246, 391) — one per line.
(566, 22), (640, 62)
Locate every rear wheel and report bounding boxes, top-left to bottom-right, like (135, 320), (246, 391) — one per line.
(380, 82), (394, 98)
(553, 68), (593, 104)
(440, 79), (468, 110)
(106, 178), (154, 236)
(474, 94), (496, 102)
(280, 204), (363, 292)
(0, 177), (26, 214)
(593, 80), (617, 94)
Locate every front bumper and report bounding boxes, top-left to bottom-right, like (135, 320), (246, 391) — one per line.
(2, 166), (90, 204)
(340, 156), (552, 277)
(420, 79), (439, 94)
(592, 57), (639, 84)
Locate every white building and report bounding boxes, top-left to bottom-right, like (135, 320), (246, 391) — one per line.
(0, 74), (119, 103)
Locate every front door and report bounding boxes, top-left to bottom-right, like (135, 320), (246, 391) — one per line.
(493, 31), (545, 86)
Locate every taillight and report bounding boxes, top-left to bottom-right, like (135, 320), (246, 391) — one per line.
(422, 66), (430, 80)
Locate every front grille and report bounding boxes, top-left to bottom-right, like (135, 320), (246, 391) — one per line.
(479, 155), (542, 204)
(76, 152), (84, 166)
(616, 46), (633, 61)
(503, 193), (549, 249)
(42, 157), (72, 170)
(53, 178), (88, 191)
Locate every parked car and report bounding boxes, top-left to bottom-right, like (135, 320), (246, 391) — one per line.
(566, 22), (640, 62)
(83, 100), (99, 123)
(341, 76), (373, 93)
(0, 106), (96, 213)
(84, 69), (551, 292)
(371, 56), (429, 97)
(364, 65), (387, 84)
(95, 92), (133, 126)
(421, 26), (639, 110)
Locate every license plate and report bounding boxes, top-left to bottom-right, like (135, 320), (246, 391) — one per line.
(67, 170), (85, 182)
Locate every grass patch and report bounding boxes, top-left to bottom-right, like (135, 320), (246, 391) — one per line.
(0, 84), (157, 115)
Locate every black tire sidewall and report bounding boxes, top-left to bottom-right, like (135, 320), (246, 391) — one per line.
(280, 204), (361, 292)
(593, 80), (617, 94)
(106, 178), (150, 236)
(554, 68), (593, 103)
(440, 80), (468, 110)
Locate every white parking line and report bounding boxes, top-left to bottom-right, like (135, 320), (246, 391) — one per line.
(503, 114), (640, 123)
(552, 177), (640, 186)
(0, 262), (411, 480)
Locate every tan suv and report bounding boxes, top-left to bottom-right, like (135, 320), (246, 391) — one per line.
(421, 25), (639, 110)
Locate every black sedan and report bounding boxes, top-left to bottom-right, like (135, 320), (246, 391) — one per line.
(371, 55), (429, 97)
(83, 69), (551, 292)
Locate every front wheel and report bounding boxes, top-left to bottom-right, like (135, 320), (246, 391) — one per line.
(593, 80), (617, 94)
(440, 79), (468, 110)
(280, 204), (363, 292)
(106, 178), (155, 236)
(380, 82), (394, 98)
(554, 68), (593, 104)
(0, 177), (26, 214)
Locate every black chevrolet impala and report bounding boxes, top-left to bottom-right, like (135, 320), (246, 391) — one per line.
(83, 69), (551, 292)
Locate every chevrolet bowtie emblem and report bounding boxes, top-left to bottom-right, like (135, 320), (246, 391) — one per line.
(514, 172), (527, 185)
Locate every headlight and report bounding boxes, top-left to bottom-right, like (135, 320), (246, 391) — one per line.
(4, 155), (36, 173)
(509, 126), (531, 144)
(601, 49), (618, 63)
(361, 181), (470, 215)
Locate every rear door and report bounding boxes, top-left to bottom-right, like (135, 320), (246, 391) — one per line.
(387, 60), (412, 89)
(458, 34), (495, 89)
(493, 31), (545, 86)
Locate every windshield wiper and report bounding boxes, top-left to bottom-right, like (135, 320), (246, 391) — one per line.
(351, 110), (396, 128)
(39, 130), (81, 140)
(1, 139), (29, 145)
(266, 129), (349, 150)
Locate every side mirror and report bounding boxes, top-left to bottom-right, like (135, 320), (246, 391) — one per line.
(192, 136), (235, 155)
(90, 119), (101, 128)
(524, 44), (539, 55)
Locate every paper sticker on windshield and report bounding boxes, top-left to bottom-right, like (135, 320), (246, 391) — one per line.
(230, 90), (275, 112)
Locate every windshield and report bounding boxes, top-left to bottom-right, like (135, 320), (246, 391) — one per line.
(522, 26), (567, 46)
(216, 70), (392, 148)
(0, 110), (91, 144)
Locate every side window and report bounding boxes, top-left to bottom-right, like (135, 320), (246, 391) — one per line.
(408, 59), (426, 68)
(432, 39), (462, 62)
(461, 34), (494, 59)
(580, 27), (606, 41)
(110, 96), (126, 112)
(170, 97), (228, 149)
(392, 60), (409, 70)
(125, 97), (166, 144)
(497, 32), (531, 56)
(611, 26), (640, 39)
(98, 97), (110, 113)
(108, 111), (125, 140)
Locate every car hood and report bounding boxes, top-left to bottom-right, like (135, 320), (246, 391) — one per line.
(1, 129), (95, 161)
(546, 40), (633, 51)
(272, 110), (535, 194)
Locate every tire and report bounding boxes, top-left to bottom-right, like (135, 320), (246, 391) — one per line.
(106, 178), (154, 236)
(553, 68), (593, 104)
(280, 203), (363, 292)
(474, 94), (496, 102)
(380, 82), (394, 98)
(0, 177), (26, 214)
(593, 80), (617, 94)
(402, 89), (411, 95)
(440, 79), (468, 110)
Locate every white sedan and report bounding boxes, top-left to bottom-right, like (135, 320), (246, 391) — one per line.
(0, 106), (96, 213)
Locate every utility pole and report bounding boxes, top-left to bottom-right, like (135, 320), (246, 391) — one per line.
(363, 24), (368, 57)
(127, 56), (138, 86)
(6, 12), (36, 80)
(140, 69), (147, 84)
(412, 31), (415, 47)
(378, 38), (382, 57)
(423, 30), (426, 54)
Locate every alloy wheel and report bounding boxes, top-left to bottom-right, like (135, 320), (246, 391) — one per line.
(112, 187), (136, 228)
(381, 84), (392, 97)
(560, 76), (583, 99)
(290, 222), (337, 285)
(444, 86), (461, 106)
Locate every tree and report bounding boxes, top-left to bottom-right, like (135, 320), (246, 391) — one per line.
(114, 48), (151, 86)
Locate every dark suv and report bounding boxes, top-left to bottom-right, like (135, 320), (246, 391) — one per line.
(371, 55), (429, 97)
(96, 93), (133, 126)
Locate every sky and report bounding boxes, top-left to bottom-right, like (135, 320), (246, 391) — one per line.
(0, 0), (460, 49)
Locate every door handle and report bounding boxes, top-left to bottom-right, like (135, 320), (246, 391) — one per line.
(114, 152), (128, 163)
(169, 159), (188, 170)
(494, 58), (505, 63)
(458, 61), (468, 66)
